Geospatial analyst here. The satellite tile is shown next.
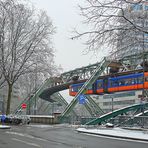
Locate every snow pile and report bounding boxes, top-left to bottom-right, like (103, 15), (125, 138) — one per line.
(0, 125), (11, 129)
(77, 127), (148, 141)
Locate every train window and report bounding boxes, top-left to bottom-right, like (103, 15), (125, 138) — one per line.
(108, 80), (113, 87)
(138, 77), (143, 84)
(74, 87), (78, 92)
(77, 86), (81, 91)
(98, 82), (103, 88)
(145, 77), (148, 82)
(87, 86), (92, 90)
(115, 81), (119, 86)
(110, 81), (113, 87)
(125, 78), (132, 85)
(110, 81), (118, 87)
(72, 86), (78, 92)
(118, 80), (125, 86)
(131, 79), (135, 84)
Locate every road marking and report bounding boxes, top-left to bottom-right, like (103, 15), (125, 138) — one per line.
(80, 133), (148, 144)
(6, 131), (32, 137)
(6, 131), (47, 142)
(12, 138), (41, 147)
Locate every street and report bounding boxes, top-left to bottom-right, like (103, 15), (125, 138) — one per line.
(0, 124), (148, 148)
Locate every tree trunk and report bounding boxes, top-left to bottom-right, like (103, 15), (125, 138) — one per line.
(6, 84), (13, 115)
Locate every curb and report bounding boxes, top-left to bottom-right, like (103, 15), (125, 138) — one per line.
(122, 127), (148, 131)
(77, 130), (148, 142)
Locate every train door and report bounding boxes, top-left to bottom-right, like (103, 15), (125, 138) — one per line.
(103, 77), (108, 93)
(92, 82), (97, 94)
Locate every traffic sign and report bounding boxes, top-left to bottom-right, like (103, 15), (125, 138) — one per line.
(21, 103), (27, 109)
(78, 95), (86, 104)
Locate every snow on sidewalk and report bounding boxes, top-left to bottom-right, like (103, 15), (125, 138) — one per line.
(77, 127), (148, 141)
(0, 125), (11, 129)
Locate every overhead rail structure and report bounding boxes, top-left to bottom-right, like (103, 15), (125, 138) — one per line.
(59, 58), (111, 120)
(13, 78), (54, 114)
(14, 78), (69, 115)
(39, 52), (148, 118)
(14, 51), (148, 118)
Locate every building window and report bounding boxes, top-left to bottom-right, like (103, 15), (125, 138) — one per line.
(103, 91), (135, 99)
(103, 100), (135, 106)
(145, 5), (148, 10)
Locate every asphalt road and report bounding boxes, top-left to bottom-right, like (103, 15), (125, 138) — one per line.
(0, 124), (148, 148)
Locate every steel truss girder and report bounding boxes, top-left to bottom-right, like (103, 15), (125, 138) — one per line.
(60, 51), (148, 83)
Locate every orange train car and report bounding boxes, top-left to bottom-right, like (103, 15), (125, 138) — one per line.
(69, 72), (148, 96)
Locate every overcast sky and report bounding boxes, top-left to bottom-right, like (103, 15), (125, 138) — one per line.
(31, 0), (105, 72)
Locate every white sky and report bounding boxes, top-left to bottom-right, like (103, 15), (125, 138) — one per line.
(31, 0), (105, 72)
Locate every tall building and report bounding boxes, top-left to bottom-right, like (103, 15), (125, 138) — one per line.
(115, 1), (148, 60)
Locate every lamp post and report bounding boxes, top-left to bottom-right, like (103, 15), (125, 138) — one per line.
(34, 63), (37, 115)
(111, 98), (114, 112)
(141, 10), (145, 128)
(111, 97), (114, 124)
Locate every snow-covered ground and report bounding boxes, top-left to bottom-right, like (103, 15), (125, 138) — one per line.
(0, 125), (11, 129)
(77, 127), (148, 141)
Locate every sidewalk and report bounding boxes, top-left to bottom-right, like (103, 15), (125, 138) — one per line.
(76, 127), (148, 142)
(0, 125), (11, 129)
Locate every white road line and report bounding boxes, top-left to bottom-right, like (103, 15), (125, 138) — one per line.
(6, 131), (47, 142)
(12, 138), (41, 147)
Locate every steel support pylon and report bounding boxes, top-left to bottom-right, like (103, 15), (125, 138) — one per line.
(13, 78), (54, 114)
(86, 96), (104, 116)
(60, 58), (111, 120)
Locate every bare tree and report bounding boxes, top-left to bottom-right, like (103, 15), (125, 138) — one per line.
(0, 72), (5, 89)
(72, 0), (148, 55)
(0, 0), (55, 114)
(17, 62), (62, 100)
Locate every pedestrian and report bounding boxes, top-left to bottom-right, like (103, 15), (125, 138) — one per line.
(1, 113), (6, 125)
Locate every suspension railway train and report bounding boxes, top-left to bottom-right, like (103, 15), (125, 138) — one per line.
(69, 71), (148, 96)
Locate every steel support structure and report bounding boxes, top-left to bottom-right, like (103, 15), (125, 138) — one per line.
(60, 58), (111, 120)
(14, 51), (148, 117)
(86, 96), (104, 116)
(13, 78), (54, 114)
(85, 103), (148, 125)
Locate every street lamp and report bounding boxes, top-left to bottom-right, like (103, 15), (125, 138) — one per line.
(140, 9), (146, 128)
(111, 98), (114, 112)
(34, 63), (37, 115)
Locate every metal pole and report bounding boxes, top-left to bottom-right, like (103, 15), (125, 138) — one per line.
(28, 96), (30, 115)
(141, 13), (145, 128)
(52, 102), (54, 124)
(111, 97), (114, 124)
(111, 98), (114, 112)
(34, 63), (37, 115)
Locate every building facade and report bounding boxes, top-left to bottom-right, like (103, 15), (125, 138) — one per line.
(94, 90), (143, 113)
(115, 1), (148, 60)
